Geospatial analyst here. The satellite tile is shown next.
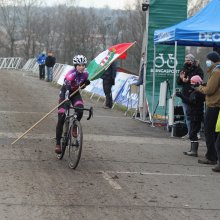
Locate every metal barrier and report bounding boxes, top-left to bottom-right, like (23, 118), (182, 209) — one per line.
(22, 58), (65, 81)
(0, 57), (23, 69)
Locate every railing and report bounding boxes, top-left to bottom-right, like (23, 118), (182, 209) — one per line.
(0, 57), (23, 69)
(21, 58), (139, 112)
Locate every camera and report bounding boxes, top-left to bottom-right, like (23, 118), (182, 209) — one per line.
(142, 0), (149, 11)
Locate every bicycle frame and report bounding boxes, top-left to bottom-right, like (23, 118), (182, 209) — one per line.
(57, 106), (93, 169)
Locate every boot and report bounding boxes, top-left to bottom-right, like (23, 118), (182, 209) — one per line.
(212, 157), (220, 172)
(55, 144), (61, 154)
(183, 141), (198, 157)
(212, 163), (220, 172)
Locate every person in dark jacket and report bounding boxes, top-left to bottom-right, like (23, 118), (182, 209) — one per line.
(133, 52), (145, 86)
(37, 51), (47, 80)
(45, 51), (56, 82)
(196, 51), (220, 166)
(177, 54), (204, 138)
(176, 75), (205, 157)
(101, 61), (117, 109)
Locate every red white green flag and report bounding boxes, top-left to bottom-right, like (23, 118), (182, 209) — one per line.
(87, 42), (135, 81)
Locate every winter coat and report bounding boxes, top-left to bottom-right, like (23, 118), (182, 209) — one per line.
(37, 54), (47, 65)
(45, 56), (56, 67)
(134, 64), (144, 86)
(178, 87), (205, 122)
(101, 62), (117, 85)
(177, 62), (204, 99)
(197, 62), (220, 107)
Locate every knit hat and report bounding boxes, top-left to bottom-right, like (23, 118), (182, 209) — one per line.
(185, 54), (195, 62)
(190, 75), (203, 84)
(206, 51), (220, 63)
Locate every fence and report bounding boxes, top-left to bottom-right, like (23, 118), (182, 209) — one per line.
(21, 58), (139, 110)
(0, 57), (23, 69)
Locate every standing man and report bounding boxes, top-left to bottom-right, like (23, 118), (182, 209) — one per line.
(45, 51), (56, 82)
(37, 51), (47, 80)
(196, 51), (220, 165)
(101, 61), (117, 109)
(176, 54), (204, 138)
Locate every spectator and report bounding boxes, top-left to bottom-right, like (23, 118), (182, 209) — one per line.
(176, 75), (205, 157)
(101, 61), (117, 109)
(177, 54), (204, 138)
(133, 52), (145, 86)
(45, 51), (56, 82)
(37, 51), (47, 80)
(196, 51), (220, 165)
(132, 52), (149, 118)
(212, 112), (220, 172)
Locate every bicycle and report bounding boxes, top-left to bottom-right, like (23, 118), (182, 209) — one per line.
(57, 106), (93, 169)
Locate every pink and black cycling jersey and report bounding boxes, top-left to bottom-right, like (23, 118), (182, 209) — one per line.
(64, 68), (89, 92)
(59, 68), (89, 100)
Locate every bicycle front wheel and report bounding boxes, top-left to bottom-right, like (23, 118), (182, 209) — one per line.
(68, 120), (83, 169)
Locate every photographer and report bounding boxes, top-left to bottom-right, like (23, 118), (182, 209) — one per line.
(177, 54), (204, 138)
(176, 75), (205, 157)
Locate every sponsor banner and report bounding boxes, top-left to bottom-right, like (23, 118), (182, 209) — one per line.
(85, 72), (138, 107)
(56, 65), (138, 107)
(114, 76), (138, 107)
(146, 0), (187, 115)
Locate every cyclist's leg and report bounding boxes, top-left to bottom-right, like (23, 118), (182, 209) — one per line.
(55, 88), (66, 153)
(56, 113), (66, 145)
(70, 92), (84, 121)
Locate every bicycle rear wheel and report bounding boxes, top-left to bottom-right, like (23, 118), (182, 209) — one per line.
(57, 137), (67, 160)
(68, 120), (83, 169)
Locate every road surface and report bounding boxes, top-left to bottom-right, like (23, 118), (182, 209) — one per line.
(0, 70), (219, 219)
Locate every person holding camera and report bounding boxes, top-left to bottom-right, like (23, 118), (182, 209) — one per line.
(176, 75), (205, 157)
(177, 54), (204, 138)
(101, 61), (117, 109)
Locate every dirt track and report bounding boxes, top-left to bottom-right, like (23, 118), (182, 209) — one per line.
(0, 69), (220, 220)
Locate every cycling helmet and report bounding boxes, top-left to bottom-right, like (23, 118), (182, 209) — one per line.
(73, 55), (87, 65)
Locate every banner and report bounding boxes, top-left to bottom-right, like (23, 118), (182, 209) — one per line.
(146, 0), (187, 115)
(114, 76), (138, 107)
(84, 71), (138, 107)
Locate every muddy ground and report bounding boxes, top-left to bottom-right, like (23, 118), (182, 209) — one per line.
(0, 69), (220, 220)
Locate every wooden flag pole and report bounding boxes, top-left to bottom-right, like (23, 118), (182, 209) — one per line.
(11, 63), (107, 145)
(11, 85), (83, 145)
(11, 42), (136, 145)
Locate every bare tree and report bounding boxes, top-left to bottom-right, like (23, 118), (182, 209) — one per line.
(188, 0), (210, 17)
(16, 0), (42, 59)
(0, 0), (20, 56)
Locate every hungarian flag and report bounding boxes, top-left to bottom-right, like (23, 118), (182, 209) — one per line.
(87, 42), (135, 81)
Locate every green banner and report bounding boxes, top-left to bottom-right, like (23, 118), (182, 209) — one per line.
(146, 0), (187, 116)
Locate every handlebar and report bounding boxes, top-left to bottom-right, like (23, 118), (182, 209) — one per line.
(69, 106), (93, 120)
(86, 107), (93, 120)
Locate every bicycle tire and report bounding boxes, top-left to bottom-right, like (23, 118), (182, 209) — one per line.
(68, 120), (83, 169)
(57, 137), (67, 160)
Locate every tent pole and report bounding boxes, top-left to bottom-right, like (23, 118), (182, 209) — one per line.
(152, 44), (156, 126)
(173, 41), (177, 94)
(142, 5), (150, 122)
(171, 41), (178, 137)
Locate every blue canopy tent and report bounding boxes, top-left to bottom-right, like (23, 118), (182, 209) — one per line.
(152, 0), (220, 128)
(154, 0), (220, 47)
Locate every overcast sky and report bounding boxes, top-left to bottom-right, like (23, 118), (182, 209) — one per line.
(46, 0), (136, 9)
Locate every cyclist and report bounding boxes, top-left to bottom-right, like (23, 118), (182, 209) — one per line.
(55, 55), (90, 154)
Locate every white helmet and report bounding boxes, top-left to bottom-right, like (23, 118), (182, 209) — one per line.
(73, 55), (87, 65)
